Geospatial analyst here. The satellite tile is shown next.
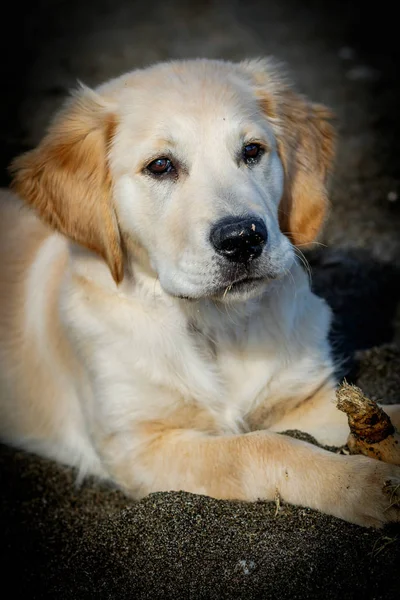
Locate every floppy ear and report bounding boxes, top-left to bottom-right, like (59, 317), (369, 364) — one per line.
(242, 59), (336, 246)
(10, 87), (124, 283)
(273, 91), (336, 246)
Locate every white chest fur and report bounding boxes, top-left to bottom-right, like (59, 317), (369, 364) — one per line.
(63, 260), (333, 434)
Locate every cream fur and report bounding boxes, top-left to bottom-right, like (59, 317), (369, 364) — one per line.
(1, 58), (399, 528)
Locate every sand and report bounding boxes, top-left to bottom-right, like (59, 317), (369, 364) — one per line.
(1, 0), (400, 597)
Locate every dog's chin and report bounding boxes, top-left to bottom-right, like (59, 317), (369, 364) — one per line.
(168, 276), (270, 303)
(209, 277), (268, 302)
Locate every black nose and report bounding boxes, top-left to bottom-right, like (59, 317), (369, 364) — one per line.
(210, 216), (267, 263)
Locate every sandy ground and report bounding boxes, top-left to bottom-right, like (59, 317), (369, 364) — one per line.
(1, 1), (400, 597)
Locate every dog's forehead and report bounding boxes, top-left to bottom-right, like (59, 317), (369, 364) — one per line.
(106, 62), (264, 127)
(104, 61), (278, 172)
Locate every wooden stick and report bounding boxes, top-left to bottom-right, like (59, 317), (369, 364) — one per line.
(336, 382), (400, 465)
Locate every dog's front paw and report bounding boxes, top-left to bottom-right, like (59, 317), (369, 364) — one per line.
(338, 457), (400, 528)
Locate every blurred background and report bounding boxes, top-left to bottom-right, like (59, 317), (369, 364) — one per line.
(1, 4), (400, 595)
(1, 0), (400, 359)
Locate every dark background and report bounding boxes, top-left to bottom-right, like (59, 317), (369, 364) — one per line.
(1, 1), (400, 598)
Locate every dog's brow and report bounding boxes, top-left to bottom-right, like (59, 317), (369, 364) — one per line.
(151, 137), (178, 150)
(240, 126), (268, 141)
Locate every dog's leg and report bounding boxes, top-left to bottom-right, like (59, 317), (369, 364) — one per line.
(259, 381), (349, 447)
(99, 425), (400, 527)
(267, 381), (400, 448)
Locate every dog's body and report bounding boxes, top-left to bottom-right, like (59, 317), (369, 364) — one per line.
(1, 59), (399, 527)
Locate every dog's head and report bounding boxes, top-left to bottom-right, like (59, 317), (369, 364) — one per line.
(11, 59), (335, 301)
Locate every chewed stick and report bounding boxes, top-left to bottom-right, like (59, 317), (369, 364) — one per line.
(336, 382), (400, 465)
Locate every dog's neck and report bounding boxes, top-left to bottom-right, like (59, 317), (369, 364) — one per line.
(68, 240), (310, 347)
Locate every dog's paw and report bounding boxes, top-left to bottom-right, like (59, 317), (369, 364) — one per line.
(338, 457), (400, 528)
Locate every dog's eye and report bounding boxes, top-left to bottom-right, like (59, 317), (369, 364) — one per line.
(243, 143), (263, 165)
(147, 157), (175, 175)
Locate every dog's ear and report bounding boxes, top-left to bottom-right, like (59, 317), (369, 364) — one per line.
(242, 59), (336, 247)
(273, 92), (336, 246)
(10, 87), (124, 283)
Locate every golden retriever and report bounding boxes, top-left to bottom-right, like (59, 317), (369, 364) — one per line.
(1, 58), (399, 527)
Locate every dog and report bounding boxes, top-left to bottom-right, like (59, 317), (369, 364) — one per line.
(0, 58), (399, 527)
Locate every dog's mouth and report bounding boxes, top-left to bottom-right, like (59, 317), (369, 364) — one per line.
(173, 276), (266, 301)
(210, 275), (267, 299)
